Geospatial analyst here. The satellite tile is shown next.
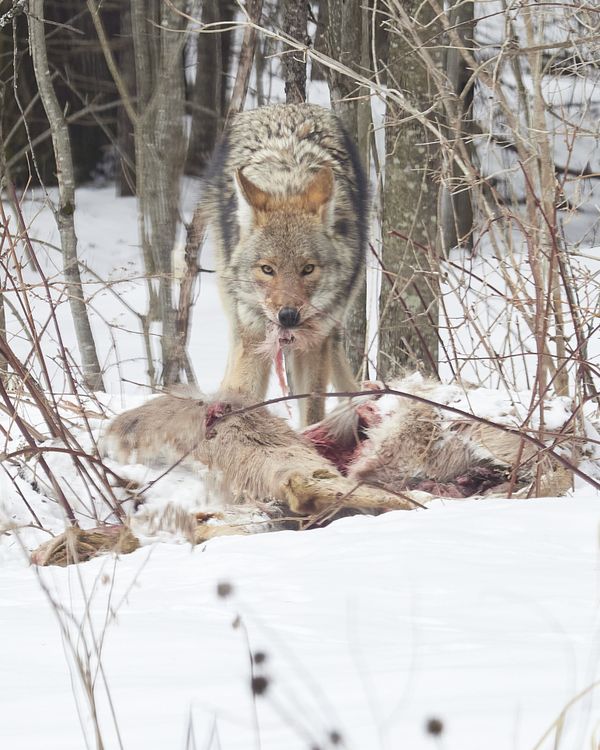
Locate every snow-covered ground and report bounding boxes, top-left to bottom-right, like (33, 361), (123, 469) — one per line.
(1, 495), (599, 749)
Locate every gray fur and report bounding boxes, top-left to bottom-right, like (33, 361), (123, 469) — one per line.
(201, 102), (368, 350)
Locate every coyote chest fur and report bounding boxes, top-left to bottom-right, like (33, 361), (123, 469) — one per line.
(201, 103), (369, 425)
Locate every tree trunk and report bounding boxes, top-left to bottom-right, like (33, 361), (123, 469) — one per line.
(117, 3), (136, 196)
(323, 0), (370, 379)
(311, 0), (328, 82)
(130, 0), (188, 386)
(227, 0), (263, 115)
(438, 0), (474, 254)
(185, 0), (235, 176)
(282, 0), (307, 104)
(28, 0), (105, 392)
(377, 1), (442, 380)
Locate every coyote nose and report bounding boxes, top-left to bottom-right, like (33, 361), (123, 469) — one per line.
(278, 307), (301, 328)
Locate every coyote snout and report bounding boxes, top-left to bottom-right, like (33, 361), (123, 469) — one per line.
(200, 103), (369, 425)
(278, 307), (300, 327)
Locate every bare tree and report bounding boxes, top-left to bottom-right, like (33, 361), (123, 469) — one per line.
(322, 0), (371, 379)
(227, 0), (264, 114)
(86, 0), (192, 384)
(116, 4), (136, 196)
(377, 0), (443, 380)
(130, 0), (189, 385)
(28, 0), (105, 392)
(438, 0), (474, 253)
(282, 0), (307, 103)
(185, 0), (235, 176)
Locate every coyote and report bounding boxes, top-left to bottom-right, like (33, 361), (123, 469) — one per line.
(201, 103), (369, 425)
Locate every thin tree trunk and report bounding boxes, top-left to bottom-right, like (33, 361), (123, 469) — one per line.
(377, 1), (442, 380)
(324, 0), (369, 379)
(227, 0), (263, 115)
(185, 0), (235, 175)
(117, 4), (136, 196)
(28, 0), (105, 392)
(439, 0), (474, 254)
(312, 0), (328, 82)
(0, 98), (12, 381)
(0, 227), (6, 379)
(131, 0), (188, 386)
(282, 0), (307, 104)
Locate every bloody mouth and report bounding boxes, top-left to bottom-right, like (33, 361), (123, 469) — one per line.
(256, 319), (324, 360)
(277, 328), (296, 347)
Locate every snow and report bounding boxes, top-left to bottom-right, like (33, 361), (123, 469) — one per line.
(1, 494), (599, 749)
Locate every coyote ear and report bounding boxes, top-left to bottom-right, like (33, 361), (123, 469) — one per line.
(301, 166), (335, 223)
(235, 169), (270, 228)
(234, 166), (335, 228)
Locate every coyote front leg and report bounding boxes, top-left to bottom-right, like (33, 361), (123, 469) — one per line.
(286, 332), (358, 427)
(220, 334), (271, 403)
(285, 338), (331, 427)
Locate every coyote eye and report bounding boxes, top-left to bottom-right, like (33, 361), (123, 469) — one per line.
(302, 264), (315, 276)
(260, 264), (275, 276)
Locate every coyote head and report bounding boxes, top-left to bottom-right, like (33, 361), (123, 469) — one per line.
(232, 165), (343, 356)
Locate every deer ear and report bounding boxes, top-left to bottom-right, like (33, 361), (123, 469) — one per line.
(301, 166), (335, 222)
(234, 169), (270, 229)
